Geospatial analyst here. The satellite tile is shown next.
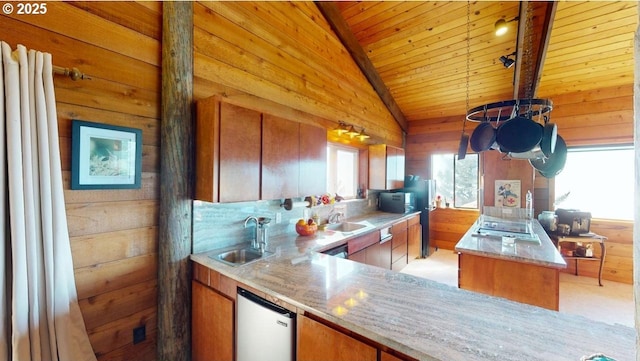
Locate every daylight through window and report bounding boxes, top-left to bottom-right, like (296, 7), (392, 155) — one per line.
(554, 146), (633, 220)
(327, 143), (358, 199)
(431, 153), (478, 208)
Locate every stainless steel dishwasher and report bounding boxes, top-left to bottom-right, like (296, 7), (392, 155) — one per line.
(237, 287), (296, 361)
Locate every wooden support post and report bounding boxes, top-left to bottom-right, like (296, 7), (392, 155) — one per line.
(159, 2), (194, 361)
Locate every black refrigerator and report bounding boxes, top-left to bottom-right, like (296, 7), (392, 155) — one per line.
(403, 176), (436, 258)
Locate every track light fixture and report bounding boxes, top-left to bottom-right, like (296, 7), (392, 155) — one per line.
(494, 17), (518, 36)
(332, 121), (371, 142)
(499, 52), (516, 69)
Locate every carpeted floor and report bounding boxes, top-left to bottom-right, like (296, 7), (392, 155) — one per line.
(401, 249), (634, 328)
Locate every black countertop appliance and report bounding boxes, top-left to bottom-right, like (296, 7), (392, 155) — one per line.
(403, 176), (436, 257)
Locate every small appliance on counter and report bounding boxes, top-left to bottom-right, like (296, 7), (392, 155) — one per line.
(555, 209), (592, 236)
(379, 191), (414, 214)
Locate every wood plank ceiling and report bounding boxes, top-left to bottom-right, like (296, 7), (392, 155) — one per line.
(322, 1), (637, 127)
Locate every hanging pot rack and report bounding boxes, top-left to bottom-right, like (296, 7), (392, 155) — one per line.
(466, 98), (552, 123)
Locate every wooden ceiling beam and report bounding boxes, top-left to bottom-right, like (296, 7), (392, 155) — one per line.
(316, 1), (409, 134)
(515, 1), (557, 99)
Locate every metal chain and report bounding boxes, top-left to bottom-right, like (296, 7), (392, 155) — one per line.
(466, 1), (470, 115)
(524, 2), (533, 99)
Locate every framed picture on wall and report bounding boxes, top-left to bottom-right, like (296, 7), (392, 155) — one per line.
(71, 120), (142, 190)
(495, 180), (521, 208)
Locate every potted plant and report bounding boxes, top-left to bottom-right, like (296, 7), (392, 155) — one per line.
(435, 195), (442, 208)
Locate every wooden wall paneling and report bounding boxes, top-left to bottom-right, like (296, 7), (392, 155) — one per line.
(88, 306), (157, 358)
(5, 2), (160, 66)
(68, 1), (163, 40)
(70, 226), (157, 269)
(2, 3), (162, 360)
(481, 151), (534, 208)
(159, 2), (193, 361)
(262, 114), (300, 199)
(0, 15), (159, 92)
(79, 280), (158, 331)
(430, 209), (479, 250)
(55, 77), (161, 119)
(193, 1), (403, 146)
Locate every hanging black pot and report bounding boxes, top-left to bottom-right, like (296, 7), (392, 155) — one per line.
(496, 116), (544, 153)
(540, 122), (558, 157)
(470, 122), (496, 152)
(530, 135), (567, 178)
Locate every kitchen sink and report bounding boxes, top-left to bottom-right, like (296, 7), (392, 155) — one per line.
(326, 222), (368, 233)
(212, 247), (272, 266)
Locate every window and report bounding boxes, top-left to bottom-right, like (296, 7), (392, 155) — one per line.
(431, 153), (478, 208)
(327, 143), (359, 199)
(554, 146), (633, 220)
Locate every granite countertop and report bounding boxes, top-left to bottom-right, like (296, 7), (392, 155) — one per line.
(455, 215), (567, 269)
(191, 211), (635, 361)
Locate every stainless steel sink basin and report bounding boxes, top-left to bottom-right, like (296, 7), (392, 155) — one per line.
(326, 222), (368, 232)
(212, 247), (272, 266)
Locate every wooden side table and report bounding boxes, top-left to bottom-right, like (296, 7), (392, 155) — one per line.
(557, 234), (607, 286)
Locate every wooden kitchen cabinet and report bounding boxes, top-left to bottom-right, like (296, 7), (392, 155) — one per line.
(298, 314), (376, 361)
(407, 214), (422, 262)
(391, 220), (408, 271)
(262, 114), (300, 199)
(299, 122), (327, 196)
(192, 280), (234, 361)
(195, 98), (262, 203)
(369, 144), (405, 190)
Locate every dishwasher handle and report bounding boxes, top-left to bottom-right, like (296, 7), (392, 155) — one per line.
(238, 288), (294, 317)
(380, 234), (393, 244)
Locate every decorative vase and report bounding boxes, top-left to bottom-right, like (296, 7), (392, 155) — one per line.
(435, 200), (442, 208)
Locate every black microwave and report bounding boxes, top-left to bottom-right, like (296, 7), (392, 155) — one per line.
(379, 192), (414, 214)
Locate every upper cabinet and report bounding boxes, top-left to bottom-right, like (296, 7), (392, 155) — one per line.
(196, 96), (327, 203)
(369, 144), (405, 190)
(262, 114), (300, 200)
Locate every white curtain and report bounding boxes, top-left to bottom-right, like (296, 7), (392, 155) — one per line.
(0, 42), (96, 361)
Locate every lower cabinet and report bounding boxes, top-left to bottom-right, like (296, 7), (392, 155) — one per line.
(298, 314), (376, 361)
(192, 280), (234, 361)
(407, 214), (422, 261)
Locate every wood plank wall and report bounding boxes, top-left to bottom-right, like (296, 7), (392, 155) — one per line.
(192, 1), (403, 147)
(1, 2), (162, 360)
(406, 85), (634, 284)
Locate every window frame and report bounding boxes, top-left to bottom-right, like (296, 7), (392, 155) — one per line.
(326, 142), (359, 200)
(431, 153), (479, 209)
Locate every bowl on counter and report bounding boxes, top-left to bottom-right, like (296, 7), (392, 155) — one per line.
(295, 220), (318, 236)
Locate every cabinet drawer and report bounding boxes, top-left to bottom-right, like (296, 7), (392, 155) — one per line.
(391, 220), (408, 235)
(347, 231), (380, 255)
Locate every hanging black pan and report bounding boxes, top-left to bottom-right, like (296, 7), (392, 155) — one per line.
(496, 116), (543, 153)
(539, 119), (558, 157)
(530, 135), (567, 178)
(469, 122), (496, 152)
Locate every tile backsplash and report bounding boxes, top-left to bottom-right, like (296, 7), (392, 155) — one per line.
(192, 192), (380, 254)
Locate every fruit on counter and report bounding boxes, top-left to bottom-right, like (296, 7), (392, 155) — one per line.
(296, 218), (317, 236)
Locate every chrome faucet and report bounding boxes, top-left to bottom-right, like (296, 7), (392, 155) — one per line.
(244, 216), (259, 250)
(244, 216), (271, 253)
(328, 209), (344, 224)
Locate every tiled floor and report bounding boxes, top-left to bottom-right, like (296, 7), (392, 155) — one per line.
(401, 249), (634, 328)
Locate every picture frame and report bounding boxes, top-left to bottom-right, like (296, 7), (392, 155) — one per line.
(71, 120), (142, 190)
(495, 180), (521, 208)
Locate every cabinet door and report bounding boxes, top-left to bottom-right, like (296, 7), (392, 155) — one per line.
(368, 144), (387, 190)
(192, 281), (234, 361)
(407, 216), (422, 261)
(387, 146), (405, 190)
(367, 240), (392, 270)
(195, 97), (221, 202)
(299, 123), (327, 196)
(262, 114), (299, 199)
(348, 248), (366, 263)
(219, 102), (262, 202)
(298, 315), (376, 361)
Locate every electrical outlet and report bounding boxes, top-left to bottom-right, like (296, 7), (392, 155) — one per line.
(133, 325), (146, 344)
(275, 212), (282, 224)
